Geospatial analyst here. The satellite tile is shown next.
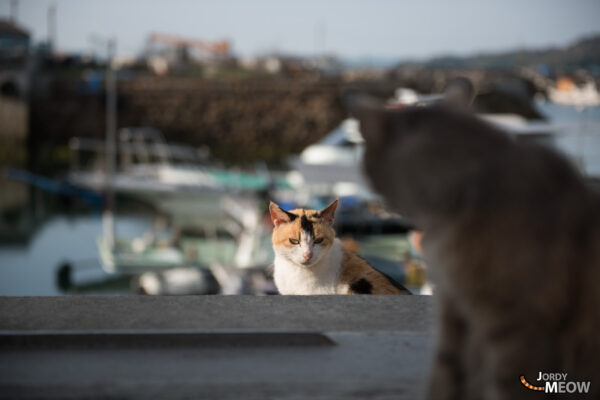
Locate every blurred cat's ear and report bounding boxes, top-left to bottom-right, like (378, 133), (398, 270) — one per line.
(269, 202), (296, 227)
(319, 199), (338, 226)
(350, 96), (392, 149)
(442, 77), (476, 108)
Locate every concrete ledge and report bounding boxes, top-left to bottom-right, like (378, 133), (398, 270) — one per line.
(0, 295), (434, 332)
(0, 296), (435, 400)
(0, 331), (337, 348)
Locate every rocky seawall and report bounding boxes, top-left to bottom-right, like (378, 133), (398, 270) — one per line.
(28, 71), (544, 168)
(30, 77), (346, 166)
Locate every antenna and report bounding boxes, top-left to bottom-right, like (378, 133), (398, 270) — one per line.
(314, 21), (326, 57)
(9, 0), (17, 22)
(48, 4), (57, 51)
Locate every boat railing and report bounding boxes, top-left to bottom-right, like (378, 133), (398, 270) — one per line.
(69, 127), (210, 175)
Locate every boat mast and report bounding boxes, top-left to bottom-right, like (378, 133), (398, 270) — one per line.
(103, 38), (117, 250)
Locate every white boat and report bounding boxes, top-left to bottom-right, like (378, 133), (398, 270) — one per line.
(69, 127), (289, 227)
(548, 79), (600, 109)
(290, 88), (600, 196)
(68, 127), (278, 280)
(96, 194), (274, 290)
(288, 118), (370, 199)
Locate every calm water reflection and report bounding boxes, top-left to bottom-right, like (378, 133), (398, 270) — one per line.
(0, 215), (152, 295)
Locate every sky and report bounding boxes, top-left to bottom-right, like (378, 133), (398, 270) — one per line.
(2, 0), (600, 62)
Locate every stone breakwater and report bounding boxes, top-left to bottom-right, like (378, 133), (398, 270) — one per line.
(30, 77), (346, 165)
(28, 72), (543, 167)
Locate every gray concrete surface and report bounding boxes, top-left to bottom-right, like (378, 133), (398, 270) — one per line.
(0, 295), (434, 332)
(0, 296), (435, 400)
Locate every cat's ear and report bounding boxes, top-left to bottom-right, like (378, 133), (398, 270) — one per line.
(350, 96), (392, 149)
(269, 202), (295, 227)
(319, 199), (338, 226)
(442, 77), (476, 108)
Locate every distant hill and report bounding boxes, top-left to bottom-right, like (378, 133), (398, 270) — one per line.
(400, 35), (600, 73)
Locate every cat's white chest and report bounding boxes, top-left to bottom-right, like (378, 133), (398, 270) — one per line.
(273, 241), (343, 295)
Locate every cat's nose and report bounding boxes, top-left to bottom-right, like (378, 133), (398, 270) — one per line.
(303, 252), (312, 261)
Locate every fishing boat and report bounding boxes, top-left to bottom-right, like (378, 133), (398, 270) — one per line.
(548, 78), (600, 109)
(67, 128), (281, 294)
(68, 127), (289, 219)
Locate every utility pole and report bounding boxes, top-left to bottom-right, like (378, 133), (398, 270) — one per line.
(103, 38), (117, 250)
(314, 21), (326, 57)
(9, 0), (17, 22)
(47, 4), (57, 51)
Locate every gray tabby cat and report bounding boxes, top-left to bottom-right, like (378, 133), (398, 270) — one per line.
(356, 102), (600, 399)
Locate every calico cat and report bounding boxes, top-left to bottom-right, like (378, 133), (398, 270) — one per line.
(356, 102), (600, 399)
(269, 199), (411, 295)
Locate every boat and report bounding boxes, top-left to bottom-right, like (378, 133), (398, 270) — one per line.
(548, 77), (600, 109)
(68, 127), (290, 223)
(288, 118), (367, 196)
(67, 127), (281, 292)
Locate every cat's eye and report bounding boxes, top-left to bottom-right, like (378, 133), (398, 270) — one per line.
(289, 238), (299, 245)
(314, 237), (324, 244)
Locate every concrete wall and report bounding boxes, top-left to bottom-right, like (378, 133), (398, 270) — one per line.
(0, 295), (435, 400)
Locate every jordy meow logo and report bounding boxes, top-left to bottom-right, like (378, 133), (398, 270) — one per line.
(520, 372), (591, 394)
